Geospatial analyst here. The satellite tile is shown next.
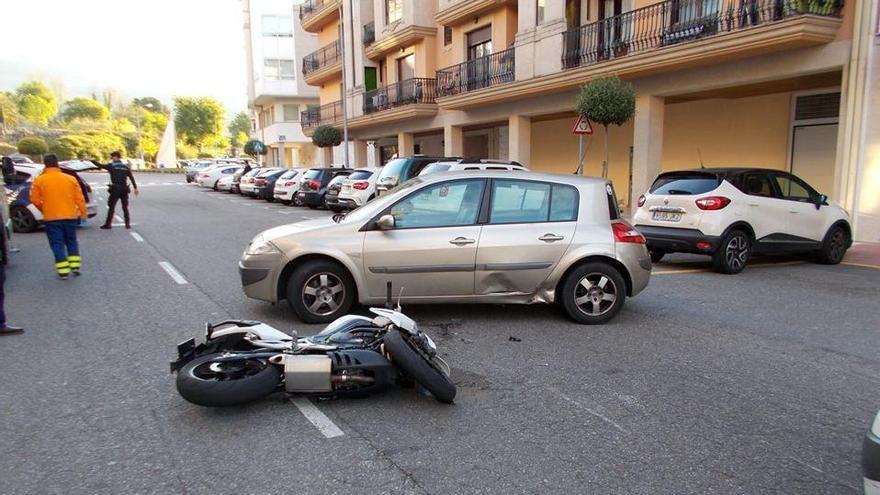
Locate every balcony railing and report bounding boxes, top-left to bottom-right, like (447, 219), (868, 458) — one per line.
(562, 0), (843, 69)
(363, 78), (437, 114)
(436, 47), (515, 97)
(301, 100), (343, 130)
(303, 41), (341, 77)
(363, 22), (375, 45)
(299, 0), (327, 21)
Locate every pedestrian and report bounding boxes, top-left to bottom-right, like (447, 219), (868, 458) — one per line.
(1, 156), (15, 184)
(90, 151), (139, 229)
(29, 154), (87, 280)
(0, 211), (24, 335)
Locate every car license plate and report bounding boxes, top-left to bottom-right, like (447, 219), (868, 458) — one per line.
(652, 211), (682, 222)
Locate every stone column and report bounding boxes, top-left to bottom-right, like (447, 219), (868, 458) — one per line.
(353, 139), (368, 167)
(444, 125), (464, 158)
(278, 142), (286, 169)
(508, 115), (531, 167)
(320, 147), (334, 167)
(398, 132), (415, 157)
(630, 95), (665, 210)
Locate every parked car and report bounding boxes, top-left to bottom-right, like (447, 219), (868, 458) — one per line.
(254, 169), (287, 201)
(375, 156), (456, 196)
(865, 410), (880, 495)
(216, 168), (243, 192)
(632, 168), (852, 274)
(197, 164), (241, 190)
(240, 171), (651, 324)
(184, 161), (211, 183)
(418, 159), (526, 176)
(241, 168), (273, 197)
(323, 174), (350, 212)
(7, 163), (98, 233)
(297, 168), (353, 209)
(337, 167), (381, 210)
(272, 168), (308, 205)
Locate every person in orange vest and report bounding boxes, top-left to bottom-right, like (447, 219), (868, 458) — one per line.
(29, 154), (87, 280)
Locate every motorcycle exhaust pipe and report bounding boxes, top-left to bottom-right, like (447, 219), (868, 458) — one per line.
(331, 374), (374, 385)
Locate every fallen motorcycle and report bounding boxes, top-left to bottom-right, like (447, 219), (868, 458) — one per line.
(169, 290), (455, 407)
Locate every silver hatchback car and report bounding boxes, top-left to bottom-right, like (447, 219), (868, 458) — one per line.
(240, 171), (651, 324)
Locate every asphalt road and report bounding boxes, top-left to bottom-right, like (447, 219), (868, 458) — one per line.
(1, 173), (878, 494)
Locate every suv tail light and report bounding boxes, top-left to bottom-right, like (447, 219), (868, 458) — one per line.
(611, 220), (646, 244)
(637, 194), (646, 207)
(352, 181), (369, 190)
(308, 179), (320, 190)
(695, 196), (731, 210)
(255, 178), (266, 186)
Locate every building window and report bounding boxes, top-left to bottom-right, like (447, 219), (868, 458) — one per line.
(443, 26), (452, 46)
(467, 26), (492, 60)
(283, 104), (300, 122)
(262, 15), (292, 36)
(386, 0), (402, 24)
(537, 0), (545, 25)
(264, 58), (296, 80)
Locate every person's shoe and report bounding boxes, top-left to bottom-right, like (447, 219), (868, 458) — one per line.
(59, 274), (69, 280)
(100, 224), (111, 230)
(125, 224), (131, 229)
(0, 325), (24, 336)
(72, 269), (81, 276)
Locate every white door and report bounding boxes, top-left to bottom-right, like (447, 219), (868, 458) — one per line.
(771, 173), (825, 242)
(791, 124), (837, 198)
(739, 171), (789, 242)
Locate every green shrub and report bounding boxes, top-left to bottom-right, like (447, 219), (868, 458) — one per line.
(312, 125), (342, 148)
(17, 136), (49, 156)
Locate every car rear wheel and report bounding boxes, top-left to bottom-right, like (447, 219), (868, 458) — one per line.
(11, 206), (37, 233)
(286, 260), (355, 323)
(815, 225), (848, 265)
(559, 262), (627, 325)
(712, 230), (751, 274)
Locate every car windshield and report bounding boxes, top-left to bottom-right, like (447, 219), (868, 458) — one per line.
(419, 163), (451, 176)
(280, 170), (298, 179)
(303, 169), (322, 180)
(348, 170), (374, 180)
(650, 173), (721, 195)
(257, 169), (280, 177)
(377, 158), (409, 182)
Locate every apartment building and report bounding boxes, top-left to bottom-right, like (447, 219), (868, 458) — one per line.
(242, 0), (320, 167)
(298, 0), (879, 242)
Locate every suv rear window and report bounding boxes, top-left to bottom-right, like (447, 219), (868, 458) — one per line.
(303, 170), (322, 180)
(650, 173), (720, 195)
(348, 170), (374, 180)
(279, 170), (298, 179)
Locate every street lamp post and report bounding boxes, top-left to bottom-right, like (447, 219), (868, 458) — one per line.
(339, 4), (350, 168)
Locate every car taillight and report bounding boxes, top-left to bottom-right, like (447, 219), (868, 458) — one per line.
(611, 220), (646, 244)
(352, 181), (369, 190)
(309, 180), (320, 190)
(255, 179), (266, 186)
(695, 196), (730, 210)
(284, 181), (295, 187)
(637, 194), (646, 207)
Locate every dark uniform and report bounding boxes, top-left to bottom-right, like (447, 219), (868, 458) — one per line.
(91, 159), (138, 228)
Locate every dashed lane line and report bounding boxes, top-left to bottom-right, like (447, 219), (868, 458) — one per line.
(289, 397), (344, 438)
(130, 232), (145, 242)
(158, 261), (188, 285)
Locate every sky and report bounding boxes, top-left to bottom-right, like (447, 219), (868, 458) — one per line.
(0, 0), (248, 114)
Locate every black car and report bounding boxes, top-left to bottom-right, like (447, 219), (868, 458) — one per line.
(323, 175), (349, 212)
(298, 168), (353, 209)
(254, 169), (287, 202)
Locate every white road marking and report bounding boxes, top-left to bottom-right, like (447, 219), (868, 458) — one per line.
(278, 211), (292, 215)
(158, 261), (188, 285)
(130, 232), (145, 242)
(114, 215), (123, 223)
(289, 397), (344, 438)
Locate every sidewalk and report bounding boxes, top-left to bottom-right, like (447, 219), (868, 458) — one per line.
(844, 242), (880, 269)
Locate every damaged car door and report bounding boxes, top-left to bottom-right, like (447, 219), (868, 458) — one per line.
(475, 179), (577, 295)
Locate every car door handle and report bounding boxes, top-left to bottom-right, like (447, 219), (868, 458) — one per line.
(449, 237), (476, 246)
(789, 209), (799, 214)
(748, 203), (759, 207)
(538, 234), (565, 242)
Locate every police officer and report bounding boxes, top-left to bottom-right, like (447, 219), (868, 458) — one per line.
(90, 151), (139, 229)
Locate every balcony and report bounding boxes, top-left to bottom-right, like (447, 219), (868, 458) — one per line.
(562, 0), (843, 69)
(364, 25), (437, 61)
(363, 22), (375, 45)
(436, 48), (515, 97)
(301, 101), (343, 132)
(302, 41), (342, 85)
(363, 78), (436, 114)
(435, 0), (515, 26)
(299, 0), (341, 33)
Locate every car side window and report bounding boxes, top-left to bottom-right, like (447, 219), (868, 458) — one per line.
(740, 173), (774, 198)
(549, 184), (578, 221)
(773, 174), (813, 203)
(390, 179), (485, 229)
(490, 180), (551, 224)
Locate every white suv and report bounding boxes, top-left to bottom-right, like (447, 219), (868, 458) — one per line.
(337, 167), (381, 209)
(632, 168), (851, 274)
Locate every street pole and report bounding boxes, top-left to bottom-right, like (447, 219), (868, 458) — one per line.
(339, 4), (350, 168)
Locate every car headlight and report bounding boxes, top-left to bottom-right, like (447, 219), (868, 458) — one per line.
(872, 411), (880, 438)
(246, 235), (280, 255)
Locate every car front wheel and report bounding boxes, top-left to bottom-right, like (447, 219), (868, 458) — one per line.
(712, 230), (751, 274)
(815, 225), (848, 265)
(286, 260), (355, 323)
(11, 206), (38, 233)
(559, 262), (627, 325)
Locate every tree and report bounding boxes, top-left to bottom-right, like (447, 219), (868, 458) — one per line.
(133, 97), (167, 114)
(174, 96), (225, 152)
(312, 125), (342, 148)
(16, 81), (57, 125)
(0, 92), (20, 131)
(17, 136), (49, 157)
(228, 111), (251, 149)
(60, 97), (110, 122)
(243, 139), (267, 158)
(576, 76), (635, 178)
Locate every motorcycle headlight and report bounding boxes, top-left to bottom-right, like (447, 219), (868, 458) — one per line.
(246, 235), (280, 255)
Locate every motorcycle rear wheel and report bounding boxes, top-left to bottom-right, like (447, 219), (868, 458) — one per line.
(176, 353), (281, 407)
(384, 330), (456, 404)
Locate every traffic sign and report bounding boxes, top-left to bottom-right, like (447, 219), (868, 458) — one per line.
(572, 116), (594, 135)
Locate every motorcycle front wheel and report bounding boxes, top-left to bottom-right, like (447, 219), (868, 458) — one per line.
(384, 330), (456, 404)
(176, 353), (281, 407)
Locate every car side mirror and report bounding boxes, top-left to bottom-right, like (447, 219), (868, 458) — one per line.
(376, 214), (395, 231)
(815, 194), (828, 209)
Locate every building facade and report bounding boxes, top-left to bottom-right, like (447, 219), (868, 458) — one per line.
(298, 0), (879, 242)
(242, 0), (320, 167)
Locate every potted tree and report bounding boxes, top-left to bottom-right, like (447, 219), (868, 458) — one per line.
(575, 75), (635, 178)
